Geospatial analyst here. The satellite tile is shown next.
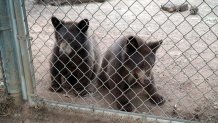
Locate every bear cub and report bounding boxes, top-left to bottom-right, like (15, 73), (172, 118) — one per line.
(50, 16), (99, 96)
(98, 36), (165, 112)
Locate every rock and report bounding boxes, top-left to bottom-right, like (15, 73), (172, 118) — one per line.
(190, 6), (199, 15)
(161, 2), (189, 13)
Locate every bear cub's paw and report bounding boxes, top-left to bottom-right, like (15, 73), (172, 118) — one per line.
(150, 93), (165, 105)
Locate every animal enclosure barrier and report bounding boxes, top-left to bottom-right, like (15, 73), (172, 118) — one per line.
(0, 53), (6, 97)
(1, 0), (218, 122)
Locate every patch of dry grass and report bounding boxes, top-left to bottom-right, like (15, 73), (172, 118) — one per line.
(0, 95), (14, 116)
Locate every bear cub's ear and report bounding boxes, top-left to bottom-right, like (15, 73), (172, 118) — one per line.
(126, 36), (139, 53)
(148, 40), (163, 53)
(77, 19), (89, 33)
(51, 16), (64, 30)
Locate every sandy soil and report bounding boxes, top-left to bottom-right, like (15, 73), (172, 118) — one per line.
(25, 0), (218, 122)
(0, 93), (157, 123)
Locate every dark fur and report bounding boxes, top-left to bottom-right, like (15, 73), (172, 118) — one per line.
(98, 36), (165, 112)
(50, 16), (100, 96)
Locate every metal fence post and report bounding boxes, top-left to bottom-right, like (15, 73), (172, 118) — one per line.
(12, 0), (35, 104)
(0, 0), (23, 104)
(0, 0), (34, 104)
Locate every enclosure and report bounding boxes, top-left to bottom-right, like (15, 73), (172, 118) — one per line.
(0, 0), (217, 122)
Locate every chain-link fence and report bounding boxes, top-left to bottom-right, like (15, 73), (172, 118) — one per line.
(25, 0), (218, 122)
(0, 52), (6, 97)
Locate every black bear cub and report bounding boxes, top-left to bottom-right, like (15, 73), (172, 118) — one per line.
(50, 16), (99, 96)
(98, 36), (165, 112)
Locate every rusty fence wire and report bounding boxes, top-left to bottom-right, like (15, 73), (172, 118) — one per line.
(25, 0), (218, 122)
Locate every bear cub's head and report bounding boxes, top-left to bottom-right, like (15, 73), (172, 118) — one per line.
(123, 36), (162, 84)
(51, 16), (89, 55)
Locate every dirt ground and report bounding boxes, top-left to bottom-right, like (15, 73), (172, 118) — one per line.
(0, 93), (160, 123)
(25, 0), (218, 122)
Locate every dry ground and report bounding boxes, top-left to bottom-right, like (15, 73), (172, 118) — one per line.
(25, 0), (218, 122)
(0, 93), (159, 123)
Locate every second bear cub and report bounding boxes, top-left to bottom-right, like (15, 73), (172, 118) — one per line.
(50, 16), (100, 96)
(99, 36), (165, 112)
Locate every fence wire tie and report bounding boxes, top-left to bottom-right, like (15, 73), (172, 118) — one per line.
(17, 35), (31, 41)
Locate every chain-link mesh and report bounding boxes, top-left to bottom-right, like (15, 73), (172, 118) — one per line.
(25, 0), (218, 122)
(0, 51), (6, 98)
